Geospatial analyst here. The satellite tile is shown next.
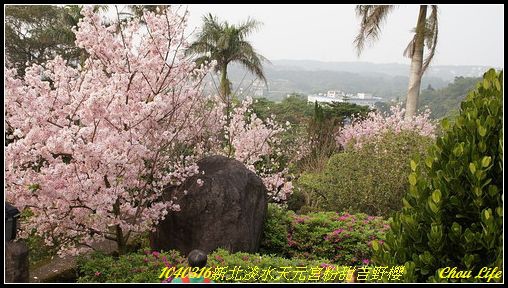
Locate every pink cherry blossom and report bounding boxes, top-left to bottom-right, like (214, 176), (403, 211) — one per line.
(336, 105), (436, 150)
(220, 96), (302, 201)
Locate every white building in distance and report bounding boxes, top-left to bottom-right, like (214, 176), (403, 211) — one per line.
(308, 90), (345, 104)
(307, 94), (345, 104)
(308, 90), (382, 108)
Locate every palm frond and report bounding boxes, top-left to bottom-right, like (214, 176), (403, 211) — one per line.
(186, 40), (214, 56)
(93, 5), (110, 13)
(353, 5), (395, 56)
(403, 35), (416, 58)
(202, 13), (223, 33)
(239, 58), (266, 84)
(236, 17), (262, 39)
(421, 5), (438, 74)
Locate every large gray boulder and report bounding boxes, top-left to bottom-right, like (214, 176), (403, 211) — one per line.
(150, 155), (268, 256)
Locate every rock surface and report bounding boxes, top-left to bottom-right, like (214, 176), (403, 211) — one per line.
(6, 241), (29, 283)
(29, 239), (117, 283)
(150, 155), (268, 256)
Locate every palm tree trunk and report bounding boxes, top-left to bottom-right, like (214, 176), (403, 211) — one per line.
(220, 65), (233, 156)
(405, 5), (427, 120)
(220, 65), (231, 119)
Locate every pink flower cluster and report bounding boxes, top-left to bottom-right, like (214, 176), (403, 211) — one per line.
(223, 97), (296, 201)
(336, 105), (436, 150)
(338, 212), (352, 221)
(181, 94), (299, 202)
(332, 228), (345, 235)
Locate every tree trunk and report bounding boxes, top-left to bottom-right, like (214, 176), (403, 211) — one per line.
(220, 65), (231, 117)
(220, 65), (233, 156)
(405, 5), (427, 120)
(113, 198), (127, 255)
(105, 175), (127, 255)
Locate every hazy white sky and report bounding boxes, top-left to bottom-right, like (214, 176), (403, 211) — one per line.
(110, 4), (503, 67)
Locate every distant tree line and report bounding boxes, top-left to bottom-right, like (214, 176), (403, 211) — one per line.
(419, 76), (482, 119)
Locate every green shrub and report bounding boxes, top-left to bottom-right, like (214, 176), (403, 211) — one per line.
(26, 232), (59, 269)
(260, 203), (292, 256)
(77, 249), (187, 283)
(261, 205), (389, 266)
(20, 208), (59, 269)
(77, 248), (350, 283)
(373, 69), (503, 282)
(299, 130), (433, 216)
(286, 188), (307, 212)
(206, 248), (341, 283)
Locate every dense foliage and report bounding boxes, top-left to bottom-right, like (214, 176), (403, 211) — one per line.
(373, 69), (503, 282)
(251, 94), (370, 128)
(251, 94), (314, 125)
(299, 131), (433, 216)
(261, 204), (389, 266)
(419, 76), (482, 119)
(77, 248), (347, 283)
(5, 5), (85, 76)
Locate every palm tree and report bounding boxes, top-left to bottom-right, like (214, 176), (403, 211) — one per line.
(186, 14), (269, 123)
(354, 5), (438, 119)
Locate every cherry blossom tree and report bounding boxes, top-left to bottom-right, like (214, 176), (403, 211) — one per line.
(5, 6), (300, 256)
(5, 6), (219, 255)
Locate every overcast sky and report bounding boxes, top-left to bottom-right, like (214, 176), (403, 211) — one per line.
(111, 4), (503, 67)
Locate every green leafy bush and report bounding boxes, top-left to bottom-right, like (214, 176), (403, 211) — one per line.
(77, 250), (186, 283)
(261, 204), (292, 255)
(373, 69), (503, 282)
(26, 232), (59, 269)
(286, 188), (306, 213)
(299, 131), (433, 216)
(77, 248), (347, 283)
(261, 204), (389, 266)
(206, 249), (341, 283)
